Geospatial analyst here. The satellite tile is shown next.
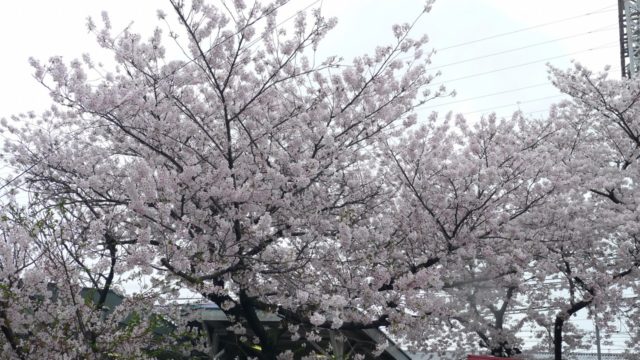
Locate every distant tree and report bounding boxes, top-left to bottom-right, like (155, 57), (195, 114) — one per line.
(443, 65), (640, 360)
(0, 200), (167, 359)
(530, 65), (640, 360)
(381, 112), (558, 355)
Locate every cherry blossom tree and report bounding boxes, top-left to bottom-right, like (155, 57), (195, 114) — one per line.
(528, 64), (640, 360)
(1, 0), (461, 357)
(382, 110), (560, 355)
(439, 65), (640, 360)
(0, 198), (170, 359)
(441, 65), (640, 360)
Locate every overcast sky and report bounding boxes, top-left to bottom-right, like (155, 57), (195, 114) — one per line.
(327, 1), (618, 118)
(0, 0), (628, 353)
(0, 0), (619, 119)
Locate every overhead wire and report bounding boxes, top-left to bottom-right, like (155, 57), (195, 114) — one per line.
(338, 46), (620, 140)
(442, 64), (622, 116)
(380, 3), (622, 118)
(462, 95), (564, 115)
(335, 39), (618, 118)
(428, 25), (618, 70)
(408, 43), (617, 116)
(414, 4), (620, 118)
(436, 4), (617, 52)
(416, 82), (551, 110)
(403, 21), (620, 113)
(0, 164), (36, 195)
(431, 42), (618, 86)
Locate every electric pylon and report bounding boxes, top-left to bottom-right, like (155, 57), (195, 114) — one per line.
(619, 0), (640, 78)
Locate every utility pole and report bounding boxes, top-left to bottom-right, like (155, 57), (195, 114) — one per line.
(619, 0), (640, 78)
(595, 322), (602, 360)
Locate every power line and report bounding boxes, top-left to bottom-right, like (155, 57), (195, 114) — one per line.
(436, 4), (617, 52)
(431, 43), (618, 86)
(429, 25), (618, 70)
(417, 82), (551, 110)
(462, 95), (565, 115)
(0, 165), (35, 200)
(452, 67), (623, 117)
(396, 25), (621, 114)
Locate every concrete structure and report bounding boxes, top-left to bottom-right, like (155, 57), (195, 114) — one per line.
(189, 302), (413, 359)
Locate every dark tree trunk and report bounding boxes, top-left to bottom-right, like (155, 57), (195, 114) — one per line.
(554, 316), (564, 360)
(553, 300), (591, 360)
(239, 290), (278, 360)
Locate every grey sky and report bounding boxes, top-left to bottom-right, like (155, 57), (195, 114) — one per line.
(0, 1), (618, 118)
